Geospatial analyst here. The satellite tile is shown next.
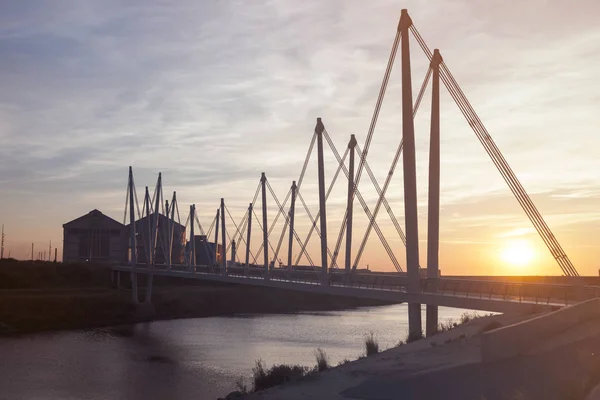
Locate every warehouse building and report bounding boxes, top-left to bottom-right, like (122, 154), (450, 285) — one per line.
(62, 209), (128, 263)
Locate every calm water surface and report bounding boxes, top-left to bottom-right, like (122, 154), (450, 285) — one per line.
(0, 304), (477, 400)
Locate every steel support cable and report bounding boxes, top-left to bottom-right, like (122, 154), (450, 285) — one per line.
(322, 131), (403, 272)
(123, 184), (130, 225)
(289, 146), (349, 269)
(411, 27), (579, 276)
(410, 25), (578, 276)
(192, 213), (214, 265)
(204, 214), (218, 261)
(297, 132), (317, 190)
(326, 134), (405, 269)
(266, 182), (316, 267)
(233, 210), (249, 248)
(440, 67), (579, 277)
(293, 192), (327, 268)
(224, 228), (240, 263)
(353, 67), (432, 269)
(325, 151), (401, 273)
(279, 144), (348, 269)
(251, 208), (278, 265)
(224, 204), (254, 260)
(266, 184), (295, 266)
(253, 185), (292, 261)
(206, 213), (216, 239)
(356, 30), (402, 193)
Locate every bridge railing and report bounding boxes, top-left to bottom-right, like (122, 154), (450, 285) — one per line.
(425, 278), (600, 306)
(122, 263), (600, 306)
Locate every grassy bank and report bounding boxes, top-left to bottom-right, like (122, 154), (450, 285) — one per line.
(0, 260), (394, 335)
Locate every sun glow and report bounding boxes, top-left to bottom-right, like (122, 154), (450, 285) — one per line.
(500, 239), (536, 267)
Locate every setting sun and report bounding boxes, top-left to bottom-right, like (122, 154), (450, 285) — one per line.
(500, 239), (536, 267)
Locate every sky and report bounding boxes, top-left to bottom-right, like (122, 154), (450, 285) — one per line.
(0, 0), (598, 276)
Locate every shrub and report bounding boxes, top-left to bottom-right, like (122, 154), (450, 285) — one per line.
(438, 319), (458, 333)
(252, 360), (309, 392)
(459, 311), (479, 324)
(314, 348), (329, 372)
(364, 332), (379, 356)
(337, 358), (351, 366)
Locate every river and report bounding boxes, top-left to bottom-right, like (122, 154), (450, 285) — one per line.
(0, 304), (477, 399)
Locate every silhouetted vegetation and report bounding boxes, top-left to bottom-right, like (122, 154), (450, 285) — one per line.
(0, 259), (395, 335)
(314, 348), (329, 371)
(364, 332), (379, 356)
(252, 359), (309, 392)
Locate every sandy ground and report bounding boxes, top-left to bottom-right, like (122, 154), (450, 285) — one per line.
(246, 312), (600, 400)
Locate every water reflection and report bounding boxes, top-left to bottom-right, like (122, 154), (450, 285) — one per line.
(0, 304), (476, 399)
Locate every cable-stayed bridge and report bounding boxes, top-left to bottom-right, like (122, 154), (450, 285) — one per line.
(114, 9), (592, 338)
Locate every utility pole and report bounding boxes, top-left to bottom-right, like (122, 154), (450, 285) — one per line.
(31, 243), (34, 261)
(54, 248), (57, 263)
(48, 241), (51, 262)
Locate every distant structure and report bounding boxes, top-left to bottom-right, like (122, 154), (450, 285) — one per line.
(186, 235), (222, 266)
(0, 224), (4, 259)
(62, 210), (128, 263)
(126, 214), (186, 265)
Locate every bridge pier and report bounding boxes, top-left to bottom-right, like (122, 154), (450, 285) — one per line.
(315, 118), (329, 285)
(221, 198), (226, 276)
(214, 208), (219, 270)
(128, 167), (139, 304)
(245, 202), (252, 276)
(345, 134), (357, 281)
(399, 9), (422, 340)
(190, 205), (196, 269)
(287, 181), (297, 278)
(261, 174), (270, 280)
(426, 49), (443, 337)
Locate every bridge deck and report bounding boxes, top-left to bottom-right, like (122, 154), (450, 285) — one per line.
(110, 265), (594, 313)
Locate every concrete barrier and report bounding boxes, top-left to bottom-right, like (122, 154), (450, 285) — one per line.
(481, 298), (600, 362)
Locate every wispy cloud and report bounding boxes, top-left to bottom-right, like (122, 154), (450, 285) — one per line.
(0, 0), (598, 274)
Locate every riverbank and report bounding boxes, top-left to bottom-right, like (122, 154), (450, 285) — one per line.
(0, 260), (394, 335)
(245, 310), (600, 400)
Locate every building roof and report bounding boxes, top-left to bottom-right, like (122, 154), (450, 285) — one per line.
(126, 213), (185, 230)
(63, 209), (125, 229)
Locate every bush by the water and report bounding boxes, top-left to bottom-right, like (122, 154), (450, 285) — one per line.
(314, 348), (329, 371)
(252, 359), (309, 392)
(364, 332), (379, 356)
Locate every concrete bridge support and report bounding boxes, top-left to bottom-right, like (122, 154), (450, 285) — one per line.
(399, 9), (422, 340)
(245, 202), (252, 275)
(426, 49), (443, 337)
(315, 118), (329, 285)
(128, 166), (139, 304)
(214, 208), (219, 268)
(287, 181), (297, 276)
(345, 134), (357, 280)
(261, 174), (270, 280)
(221, 198), (226, 276)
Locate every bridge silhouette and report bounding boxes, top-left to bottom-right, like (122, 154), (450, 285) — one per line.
(114, 9), (588, 339)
